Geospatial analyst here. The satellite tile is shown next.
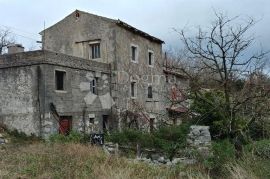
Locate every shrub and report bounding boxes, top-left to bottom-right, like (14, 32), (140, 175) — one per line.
(245, 139), (270, 159)
(191, 90), (229, 139)
(6, 129), (41, 143)
(49, 131), (83, 143)
(106, 123), (191, 159)
(107, 129), (153, 147)
(204, 139), (236, 176)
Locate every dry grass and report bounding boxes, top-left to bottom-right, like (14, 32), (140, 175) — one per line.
(1, 141), (268, 178)
(0, 143), (209, 179)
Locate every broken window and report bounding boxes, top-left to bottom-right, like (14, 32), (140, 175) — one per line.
(55, 70), (66, 91)
(148, 51), (153, 66)
(131, 81), (137, 98)
(131, 45), (137, 62)
(148, 86), (153, 98)
(90, 43), (100, 59)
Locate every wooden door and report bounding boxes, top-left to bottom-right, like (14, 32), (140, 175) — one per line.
(59, 117), (71, 135)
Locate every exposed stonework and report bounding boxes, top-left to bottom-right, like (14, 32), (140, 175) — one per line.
(187, 125), (212, 157)
(40, 10), (177, 131)
(187, 125), (211, 146)
(0, 10), (189, 137)
(0, 50), (112, 138)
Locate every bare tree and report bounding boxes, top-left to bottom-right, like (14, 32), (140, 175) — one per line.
(0, 28), (15, 54)
(176, 12), (269, 140)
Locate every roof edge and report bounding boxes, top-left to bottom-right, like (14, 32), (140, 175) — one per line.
(116, 19), (164, 44)
(40, 10), (164, 44)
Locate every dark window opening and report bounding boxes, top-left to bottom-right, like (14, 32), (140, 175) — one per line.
(90, 78), (98, 94)
(131, 46), (137, 61)
(148, 52), (153, 65)
(131, 82), (136, 97)
(89, 118), (95, 124)
(55, 70), (66, 91)
(90, 43), (100, 59)
(75, 11), (80, 18)
(150, 118), (155, 133)
(148, 86), (153, 98)
(103, 115), (109, 133)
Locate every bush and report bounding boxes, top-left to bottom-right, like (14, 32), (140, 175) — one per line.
(106, 123), (191, 159)
(245, 139), (270, 159)
(6, 129), (41, 143)
(107, 129), (153, 147)
(204, 139), (236, 176)
(49, 131), (83, 143)
(191, 90), (229, 139)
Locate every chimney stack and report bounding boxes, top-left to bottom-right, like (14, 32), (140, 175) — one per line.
(7, 44), (24, 54)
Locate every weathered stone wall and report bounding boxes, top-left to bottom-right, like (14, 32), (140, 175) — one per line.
(40, 64), (112, 137)
(42, 10), (169, 131)
(0, 66), (39, 135)
(187, 125), (212, 157)
(0, 50), (112, 137)
(42, 10), (116, 64)
(113, 25), (167, 130)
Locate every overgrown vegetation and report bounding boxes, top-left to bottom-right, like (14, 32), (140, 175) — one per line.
(1, 139), (270, 178)
(107, 122), (190, 159)
(0, 143), (210, 179)
(49, 130), (84, 143)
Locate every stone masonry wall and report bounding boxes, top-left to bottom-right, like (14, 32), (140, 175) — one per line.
(42, 10), (116, 64)
(41, 64), (112, 137)
(113, 25), (167, 130)
(0, 50), (112, 137)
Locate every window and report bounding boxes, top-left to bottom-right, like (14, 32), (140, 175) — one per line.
(131, 81), (137, 98)
(89, 118), (95, 124)
(149, 118), (155, 133)
(89, 114), (95, 124)
(148, 86), (153, 98)
(55, 70), (66, 91)
(89, 43), (100, 59)
(131, 45), (137, 62)
(91, 78), (98, 94)
(148, 51), (153, 66)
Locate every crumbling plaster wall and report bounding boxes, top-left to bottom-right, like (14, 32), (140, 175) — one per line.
(40, 63), (112, 137)
(0, 66), (39, 135)
(0, 50), (113, 137)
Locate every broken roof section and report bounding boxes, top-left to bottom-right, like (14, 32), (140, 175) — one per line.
(40, 10), (164, 44)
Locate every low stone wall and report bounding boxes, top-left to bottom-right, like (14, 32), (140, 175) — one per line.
(187, 125), (212, 157)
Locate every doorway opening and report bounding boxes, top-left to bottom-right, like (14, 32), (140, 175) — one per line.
(59, 116), (72, 135)
(102, 115), (109, 133)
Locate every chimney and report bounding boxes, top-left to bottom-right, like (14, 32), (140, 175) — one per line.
(7, 44), (24, 54)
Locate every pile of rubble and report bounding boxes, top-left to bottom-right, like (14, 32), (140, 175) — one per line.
(103, 142), (196, 166)
(136, 155), (196, 166)
(103, 125), (212, 166)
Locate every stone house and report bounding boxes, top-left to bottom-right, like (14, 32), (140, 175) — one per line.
(0, 10), (188, 137)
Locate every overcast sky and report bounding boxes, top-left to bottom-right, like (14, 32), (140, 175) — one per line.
(0, 0), (269, 57)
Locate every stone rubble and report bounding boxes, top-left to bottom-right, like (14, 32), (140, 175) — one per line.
(0, 133), (6, 144)
(187, 125), (211, 147)
(187, 125), (212, 157)
(102, 125), (212, 166)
